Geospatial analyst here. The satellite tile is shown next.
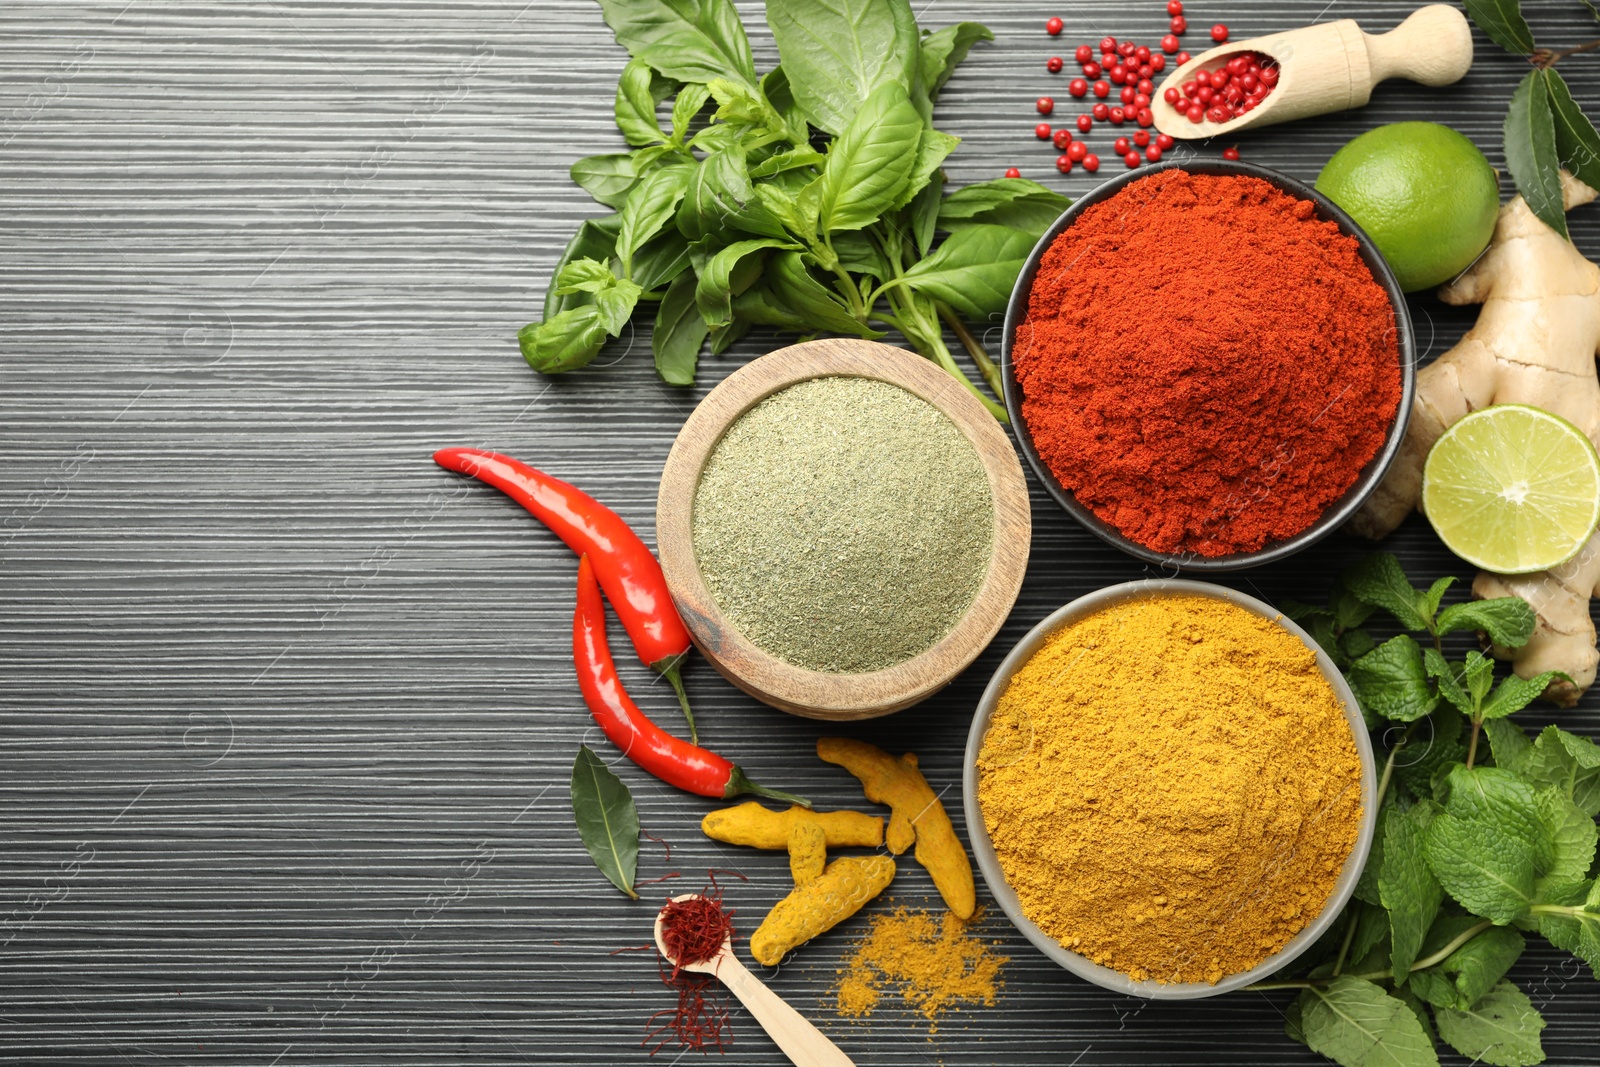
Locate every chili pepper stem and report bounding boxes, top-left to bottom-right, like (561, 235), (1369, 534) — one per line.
(725, 767), (812, 810)
(659, 659), (697, 746)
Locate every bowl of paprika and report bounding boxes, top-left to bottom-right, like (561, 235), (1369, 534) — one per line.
(1002, 160), (1415, 571)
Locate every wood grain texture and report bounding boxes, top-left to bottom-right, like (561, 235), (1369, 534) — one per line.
(656, 339), (1031, 720)
(2, 1), (1599, 1065)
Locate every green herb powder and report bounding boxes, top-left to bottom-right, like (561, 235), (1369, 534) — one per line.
(692, 376), (993, 673)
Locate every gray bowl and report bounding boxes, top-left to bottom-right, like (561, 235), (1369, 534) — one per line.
(1001, 160), (1416, 572)
(962, 579), (1378, 999)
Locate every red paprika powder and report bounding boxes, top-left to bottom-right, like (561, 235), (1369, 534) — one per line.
(1014, 169), (1401, 557)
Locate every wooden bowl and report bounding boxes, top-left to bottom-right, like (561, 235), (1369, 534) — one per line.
(656, 338), (1031, 720)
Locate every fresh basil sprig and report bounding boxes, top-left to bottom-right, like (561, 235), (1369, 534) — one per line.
(520, 0), (1070, 421)
(1272, 553), (1600, 1067)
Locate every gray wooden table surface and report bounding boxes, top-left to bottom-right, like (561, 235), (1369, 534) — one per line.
(5, 1), (1600, 1064)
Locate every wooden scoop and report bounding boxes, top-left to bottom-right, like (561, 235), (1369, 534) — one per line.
(654, 894), (856, 1067)
(1152, 4), (1473, 140)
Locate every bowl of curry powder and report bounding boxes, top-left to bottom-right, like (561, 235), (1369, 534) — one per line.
(964, 579), (1376, 998)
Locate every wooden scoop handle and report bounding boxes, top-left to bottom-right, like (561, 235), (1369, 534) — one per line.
(716, 953), (857, 1067)
(1363, 4), (1474, 87)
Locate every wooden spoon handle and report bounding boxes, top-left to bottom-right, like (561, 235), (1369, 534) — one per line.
(1363, 4), (1474, 87)
(717, 955), (857, 1067)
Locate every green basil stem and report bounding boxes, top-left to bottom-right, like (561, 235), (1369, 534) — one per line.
(1247, 920), (1495, 991)
(937, 303), (1004, 400)
(888, 285), (1008, 422)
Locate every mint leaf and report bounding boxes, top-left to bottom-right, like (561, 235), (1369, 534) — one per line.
(1425, 813), (1539, 923)
(1381, 803), (1444, 983)
(1463, 0), (1537, 54)
(1355, 805), (1390, 907)
(1349, 636), (1438, 722)
(1286, 992), (1308, 1045)
(1409, 921), (1525, 1011)
(1485, 718), (1535, 776)
(1436, 598), (1537, 648)
(1506, 71), (1569, 240)
(1465, 651), (1496, 707)
(1434, 980), (1546, 1067)
(570, 745), (640, 899)
(1342, 554), (1432, 631)
(1535, 787), (1597, 887)
(1481, 672), (1563, 720)
(1391, 985), (1438, 1048)
(1420, 577), (1456, 623)
(1342, 629), (1378, 664)
(1301, 977), (1440, 1067)
(1395, 707), (1468, 800)
(1424, 649), (1473, 717)
(1442, 766), (1554, 875)
(1523, 725), (1600, 816)
(1534, 892), (1600, 978)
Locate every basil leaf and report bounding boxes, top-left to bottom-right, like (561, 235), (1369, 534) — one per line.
(1342, 553), (1432, 632)
(592, 278), (643, 335)
(813, 82), (923, 232)
(890, 127), (961, 211)
(1436, 598), (1537, 648)
(898, 224), (1037, 320)
(709, 315), (750, 355)
(731, 282), (811, 331)
(1301, 977), (1440, 1067)
(750, 146), (825, 179)
(1506, 71), (1568, 240)
(653, 272), (707, 386)
(694, 238), (795, 329)
(630, 228), (693, 292)
(760, 65), (810, 146)
(671, 83), (711, 144)
(555, 257), (617, 294)
(765, 250), (882, 338)
(919, 22), (993, 101)
(571, 154), (642, 210)
(1545, 68), (1600, 194)
(938, 178), (1071, 235)
(678, 149), (789, 242)
(543, 215), (622, 318)
(763, 0), (919, 136)
(595, 0), (757, 88)
(570, 745), (640, 899)
(618, 165), (692, 276)
(616, 57), (671, 146)
(1434, 980), (1546, 1067)
(519, 304), (610, 373)
(1464, 0), (1537, 55)
(1348, 635), (1438, 723)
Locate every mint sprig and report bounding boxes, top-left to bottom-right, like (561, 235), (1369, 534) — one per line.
(1268, 553), (1600, 1067)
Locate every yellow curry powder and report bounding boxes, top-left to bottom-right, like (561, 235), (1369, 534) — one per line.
(835, 906), (1006, 1027)
(976, 593), (1362, 985)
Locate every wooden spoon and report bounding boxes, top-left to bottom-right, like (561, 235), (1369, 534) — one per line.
(654, 894), (856, 1067)
(1151, 4), (1474, 140)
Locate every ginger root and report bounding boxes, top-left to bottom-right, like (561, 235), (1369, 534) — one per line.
(749, 855), (896, 967)
(1352, 171), (1600, 704)
(817, 738), (976, 920)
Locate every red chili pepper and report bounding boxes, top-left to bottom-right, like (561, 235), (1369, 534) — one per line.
(573, 556), (809, 808)
(434, 447), (699, 741)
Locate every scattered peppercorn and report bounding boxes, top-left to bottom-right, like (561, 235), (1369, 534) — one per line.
(1076, 114), (1093, 132)
(1210, 23), (1229, 42)
(1171, 15), (1187, 33)
(1005, 167), (1022, 178)
(1075, 44), (1093, 63)
(1067, 141), (1088, 162)
(1056, 153), (1074, 173)
(1037, 96), (1055, 115)
(1048, 55), (1064, 73)
(1124, 150), (1141, 168)
(1167, 0), (1183, 13)
(1053, 128), (1074, 149)
(1070, 77), (1088, 97)
(1036, 122), (1053, 140)
(1146, 145), (1163, 162)
(1047, 16), (1064, 35)
(1222, 146), (1240, 160)
(1177, 50), (1191, 63)
(1083, 153), (1100, 172)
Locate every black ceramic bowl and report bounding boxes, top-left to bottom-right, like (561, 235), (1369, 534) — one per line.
(1001, 160), (1416, 572)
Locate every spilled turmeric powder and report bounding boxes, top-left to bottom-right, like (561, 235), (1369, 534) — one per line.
(976, 593), (1362, 985)
(835, 906), (1006, 1028)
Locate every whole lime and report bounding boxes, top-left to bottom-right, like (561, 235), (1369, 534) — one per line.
(1315, 122), (1499, 293)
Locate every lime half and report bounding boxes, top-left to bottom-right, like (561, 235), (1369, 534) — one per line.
(1422, 405), (1600, 574)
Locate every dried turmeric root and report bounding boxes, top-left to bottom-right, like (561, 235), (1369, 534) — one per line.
(1352, 172), (1600, 705)
(816, 738), (976, 920)
(787, 821), (826, 886)
(700, 801), (884, 850)
(749, 855), (896, 967)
